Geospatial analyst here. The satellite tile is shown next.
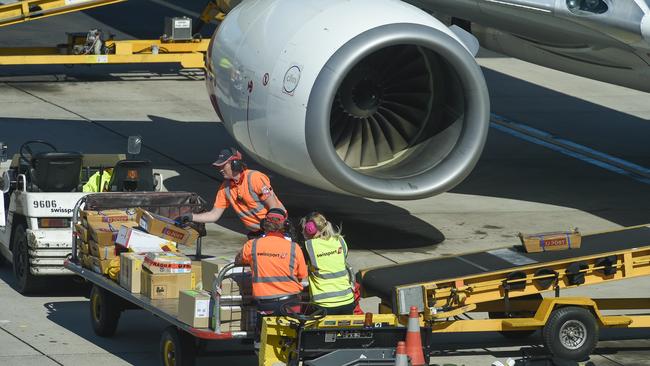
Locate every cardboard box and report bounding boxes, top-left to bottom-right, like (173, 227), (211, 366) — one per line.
(87, 222), (119, 246)
(89, 240), (118, 260)
(218, 305), (243, 322)
(81, 209), (137, 226)
(140, 269), (191, 299)
(201, 257), (221, 292)
(178, 290), (211, 328)
(210, 304), (256, 331)
(201, 259), (251, 295)
(137, 208), (200, 246)
(143, 252), (191, 274)
(520, 229), (582, 253)
(120, 253), (144, 293)
(224, 269), (252, 295)
(88, 221), (138, 246)
(191, 260), (202, 290)
(75, 223), (89, 242)
(116, 225), (176, 253)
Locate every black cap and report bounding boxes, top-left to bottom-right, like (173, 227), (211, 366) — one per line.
(212, 148), (240, 167)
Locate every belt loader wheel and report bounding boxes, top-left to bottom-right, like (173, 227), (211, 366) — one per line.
(160, 326), (196, 366)
(90, 285), (121, 337)
(12, 224), (42, 294)
(543, 306), (598, 361)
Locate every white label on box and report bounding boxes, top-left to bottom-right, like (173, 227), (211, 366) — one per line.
(195, 299), (209, 318)
(175, 19), (191, 28)
(139, 217), (149, 231)
(116, 226), (170, 253)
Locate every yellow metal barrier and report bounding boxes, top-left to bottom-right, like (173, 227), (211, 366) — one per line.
(0, 39), (210, 68)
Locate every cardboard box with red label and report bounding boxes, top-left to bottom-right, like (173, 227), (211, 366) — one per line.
(137, 208), (199, 246)
(143, 252), (192, 274)
(81, 209), (137, 226)
(520, 229), (582, 253)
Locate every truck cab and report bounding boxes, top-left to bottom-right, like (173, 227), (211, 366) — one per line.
(0, 139), (159, 293)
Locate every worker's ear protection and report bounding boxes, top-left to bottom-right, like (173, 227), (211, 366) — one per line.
(303, 211), (321, 238)
(304, 221), (319, 237)
(229, 148), (244, 173)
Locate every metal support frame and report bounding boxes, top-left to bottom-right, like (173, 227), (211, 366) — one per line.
(0, 39), (210, 68)
(393, 225), (650, 321)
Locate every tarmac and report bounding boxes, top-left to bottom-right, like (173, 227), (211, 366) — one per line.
(0, 1), (649, 365)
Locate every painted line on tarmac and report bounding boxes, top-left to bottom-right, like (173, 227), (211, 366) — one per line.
(146, 0), (200, 18)
(490, 114), (650, 185)
(0, 325), (64, 365)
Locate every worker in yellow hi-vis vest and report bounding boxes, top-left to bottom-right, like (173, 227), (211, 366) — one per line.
(300, 212), (355, 315)
(82, 168), (112, 192)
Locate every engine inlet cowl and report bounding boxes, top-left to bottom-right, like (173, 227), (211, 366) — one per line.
(306, 24), (490, 199)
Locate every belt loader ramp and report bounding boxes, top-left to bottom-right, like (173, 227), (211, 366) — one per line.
(66, 215), (650, 364)
(0, 0), (213, 68)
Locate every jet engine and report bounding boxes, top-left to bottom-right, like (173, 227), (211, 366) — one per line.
(206, 0), (490, 199)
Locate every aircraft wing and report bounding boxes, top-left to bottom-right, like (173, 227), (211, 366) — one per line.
(406, 0), (650, 92)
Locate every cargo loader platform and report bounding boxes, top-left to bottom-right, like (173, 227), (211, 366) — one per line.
(359, 225), (650, 316)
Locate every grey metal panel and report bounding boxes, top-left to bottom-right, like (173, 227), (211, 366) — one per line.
(304, 348), (396, 366)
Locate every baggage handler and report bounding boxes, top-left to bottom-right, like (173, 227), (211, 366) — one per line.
(300, 212), (356, 315)
(177, 147), (285, 239)
(235, 208), (308, 323)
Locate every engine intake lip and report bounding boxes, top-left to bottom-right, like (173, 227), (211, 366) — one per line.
(306, 23), (490, 200)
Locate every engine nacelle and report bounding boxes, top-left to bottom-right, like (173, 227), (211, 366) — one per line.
(206, 0), (490, 199)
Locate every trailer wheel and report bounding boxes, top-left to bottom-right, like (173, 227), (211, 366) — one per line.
(543, 306), (598, 361)
(160, 326), (196, 366)
(12, 224), (41, 294)
(90, 285), (121, 337)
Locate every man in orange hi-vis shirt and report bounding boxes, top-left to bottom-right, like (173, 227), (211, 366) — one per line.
(235, 208), (307, 335)
(177, 147), (285, 239)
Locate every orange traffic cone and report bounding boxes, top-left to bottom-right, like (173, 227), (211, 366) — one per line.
(405, 306), (426, 366)
(394, 341), (408, 366)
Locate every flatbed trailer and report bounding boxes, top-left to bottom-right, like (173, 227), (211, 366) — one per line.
(65, 192), (258, 365)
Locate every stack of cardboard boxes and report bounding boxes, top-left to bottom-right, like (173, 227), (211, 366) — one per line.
(76, 209), (139, 279)
(118, 208), (200, 300)
(77, 207), (200, 301)
(181, 258), (256, 332)
(76, 208), (256, 331)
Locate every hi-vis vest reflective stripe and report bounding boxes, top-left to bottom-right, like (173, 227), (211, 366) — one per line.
(224, 170), (265, 230)
(251, 237), (302, 299)
(305, 237), (354, 305)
